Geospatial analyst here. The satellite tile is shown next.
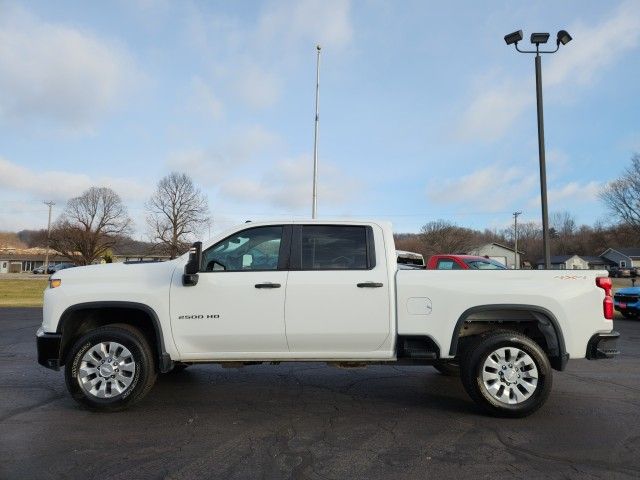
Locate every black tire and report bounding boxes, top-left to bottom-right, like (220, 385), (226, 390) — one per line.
(460, 330), (552, 418)
(64, 324), (157, 412)
(433, 360), (460, 377)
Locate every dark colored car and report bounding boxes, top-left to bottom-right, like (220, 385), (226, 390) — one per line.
(50, 263), (76, 273)
(614, 287), (640, 318)
(32, 264), (56, 274)
(609, 266), (632, 278)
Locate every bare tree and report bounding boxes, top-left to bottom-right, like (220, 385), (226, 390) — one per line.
(420, 219), (477, 256)
(599, 154), (640, 232)
(550, 211), (577, 255)
(146, 172), (210, 258)
(50, 187), (132, 265)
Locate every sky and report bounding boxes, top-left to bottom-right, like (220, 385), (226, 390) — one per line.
(1, 0), (639, 239)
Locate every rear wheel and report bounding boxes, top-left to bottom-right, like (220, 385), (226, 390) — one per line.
(460, 330), (552, 417)
(64, 324), (157, 411)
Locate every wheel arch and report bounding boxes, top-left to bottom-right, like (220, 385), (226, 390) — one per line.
(57, 301), (173, 373)
(448, 304), (568, 371)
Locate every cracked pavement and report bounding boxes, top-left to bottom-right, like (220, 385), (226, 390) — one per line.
(1, 308), (639, 479)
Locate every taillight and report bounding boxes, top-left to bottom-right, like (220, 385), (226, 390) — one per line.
(596, 277), (613, 320)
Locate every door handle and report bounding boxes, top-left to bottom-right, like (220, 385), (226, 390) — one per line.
(357, 282), (384, 288)
(255, 282), (281, 289)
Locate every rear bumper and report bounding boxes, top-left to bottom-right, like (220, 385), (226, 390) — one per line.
(586, 331), (620, 360)
(36, 327), (62, 370)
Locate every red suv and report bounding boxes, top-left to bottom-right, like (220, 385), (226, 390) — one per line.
(427, 255), (507, 270)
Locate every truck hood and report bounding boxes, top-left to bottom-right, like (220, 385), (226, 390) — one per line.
(51, 260), (181, 284)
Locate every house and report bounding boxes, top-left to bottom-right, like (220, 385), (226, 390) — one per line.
(0, 246), (169, 273)
(535, 255), (616, 270)
(536, 255), (588, 270)
(581, 256), (616, 270)
(0, 247), (68, 273)
(600, 248), (640, 269)
(466, 243), (523, 269)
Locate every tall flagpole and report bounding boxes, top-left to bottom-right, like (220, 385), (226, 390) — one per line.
(312, 45), (321, 219)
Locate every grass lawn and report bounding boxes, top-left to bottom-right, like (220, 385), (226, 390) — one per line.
(0, 278), (48, 307)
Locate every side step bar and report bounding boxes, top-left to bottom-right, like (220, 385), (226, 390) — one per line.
(397, 335), (439, 360)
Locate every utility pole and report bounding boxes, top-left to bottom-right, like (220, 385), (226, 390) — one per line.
(43, 201), (55, 272)
(311, 44), (321, 219)
(513, 211), (522, 269)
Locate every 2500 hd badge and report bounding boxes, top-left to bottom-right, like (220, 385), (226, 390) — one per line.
(178, 314), (220, 319)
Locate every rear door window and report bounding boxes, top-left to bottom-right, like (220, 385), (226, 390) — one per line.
(299, 225), (371, 270)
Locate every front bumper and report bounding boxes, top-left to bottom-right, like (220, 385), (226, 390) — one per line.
(36, 327), (62, 370)
(586, 331), (620, 360)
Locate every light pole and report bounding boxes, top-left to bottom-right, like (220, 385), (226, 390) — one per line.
(43, 201), (55, 272)
(504, 29), (572, 269)
(312, 44), (321, 219)
(513, 211), (522, 269)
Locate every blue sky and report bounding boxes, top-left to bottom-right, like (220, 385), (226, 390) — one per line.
(1, 0), (639, 238)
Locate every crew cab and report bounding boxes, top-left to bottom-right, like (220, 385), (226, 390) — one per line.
(36, 220), (619, 417)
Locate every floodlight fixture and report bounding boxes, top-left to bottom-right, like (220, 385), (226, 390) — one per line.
(503, 28), (573, 269)
(530, 33), (550, 45)
(557, 30), (572, 46)
(504, 30), (523, 45)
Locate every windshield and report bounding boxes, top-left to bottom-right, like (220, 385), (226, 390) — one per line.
(464, 259), (506, 270)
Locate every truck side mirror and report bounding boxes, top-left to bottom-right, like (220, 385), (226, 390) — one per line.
(182, 241), (202, 286)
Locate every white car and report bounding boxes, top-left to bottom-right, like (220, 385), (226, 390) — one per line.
(37, 220), (618, 416)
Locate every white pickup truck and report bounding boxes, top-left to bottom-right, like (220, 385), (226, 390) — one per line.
(36, 220), (619, 417)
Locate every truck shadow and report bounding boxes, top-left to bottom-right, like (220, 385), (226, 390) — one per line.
(150, 364), (475, 416)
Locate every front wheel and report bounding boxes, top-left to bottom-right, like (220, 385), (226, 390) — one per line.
(64, 324), (157, 411)
(460, 331), (552, 417)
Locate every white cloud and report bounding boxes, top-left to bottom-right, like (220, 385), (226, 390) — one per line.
(188, 76), (223, 119)
(256, 0), (353, 51)
(457, 1), (640, 142)
(0, 7), (140, 132)
(219, 155), (357, 210)
(166, 124), (282, 183)
(233, 64), (282, 109)
(546, 2), (640, 88)
(0, 157), (151, 204)
(427, 163), (538, 212)
(184, 0), (353, 110)
(456, 81), (530, 142)
(528, 180), (601, 209)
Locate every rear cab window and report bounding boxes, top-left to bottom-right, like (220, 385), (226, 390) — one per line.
(293, 225), (376, 270)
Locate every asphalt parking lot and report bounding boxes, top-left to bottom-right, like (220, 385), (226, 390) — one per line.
(1, 308), (639, 479)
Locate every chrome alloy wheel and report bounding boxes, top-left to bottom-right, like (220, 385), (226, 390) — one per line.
(78, 342), (136, 399)
(481, 347), (538, 405)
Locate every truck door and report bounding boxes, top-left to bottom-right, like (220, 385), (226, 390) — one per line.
(284, 224), (391, 355)
(170, 225), (291, 357)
